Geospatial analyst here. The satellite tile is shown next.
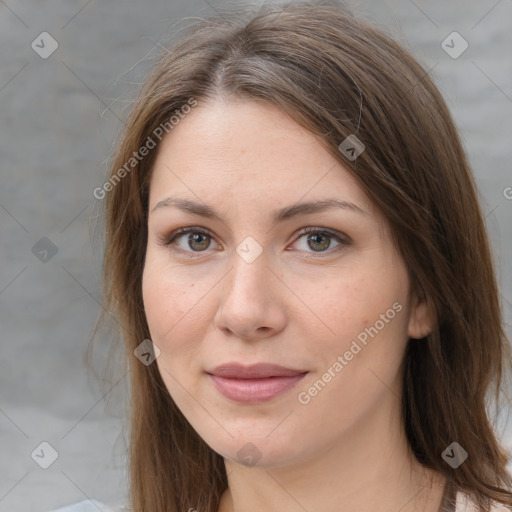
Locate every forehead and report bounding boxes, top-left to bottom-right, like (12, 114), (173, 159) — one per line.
(149, 99), (374, 217)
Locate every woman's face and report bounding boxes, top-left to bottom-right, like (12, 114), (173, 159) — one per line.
(142, 98), (430, 468)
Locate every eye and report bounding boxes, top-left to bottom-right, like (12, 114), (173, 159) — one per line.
(290, 227), (350, 257)
(161, 227), (218, 256)
(160, 226), (350, 258)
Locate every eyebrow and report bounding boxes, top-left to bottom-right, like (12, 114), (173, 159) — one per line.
(151, 196), (368, 224)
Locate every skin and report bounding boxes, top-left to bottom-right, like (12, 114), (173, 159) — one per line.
(142, 98), (445, 512)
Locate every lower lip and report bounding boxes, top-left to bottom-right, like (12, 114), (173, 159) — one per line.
(208, 373), (307, 403)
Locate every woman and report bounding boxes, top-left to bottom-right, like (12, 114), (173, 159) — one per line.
(95, 1), (512, 511)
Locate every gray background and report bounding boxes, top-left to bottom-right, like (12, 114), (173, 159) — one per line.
(1, 0), (511, 510)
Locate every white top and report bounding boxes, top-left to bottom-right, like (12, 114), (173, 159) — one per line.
(50, 492), (511, 512)
(50, 501), (127, 512)
(455, 491), (510, 511)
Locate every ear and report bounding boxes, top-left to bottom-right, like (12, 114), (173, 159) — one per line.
(407, 292), (433, 339)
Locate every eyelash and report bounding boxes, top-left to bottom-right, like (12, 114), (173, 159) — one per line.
(159, 226), (351, 258)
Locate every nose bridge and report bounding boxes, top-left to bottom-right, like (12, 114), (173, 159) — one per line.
(215, 237), (285, 338)
(227, 237), (272, 301)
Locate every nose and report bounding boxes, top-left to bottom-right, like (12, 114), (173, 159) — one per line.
(214, 248), (287, 341)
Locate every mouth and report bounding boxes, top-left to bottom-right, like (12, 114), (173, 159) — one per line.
(206, 362), (308, 403)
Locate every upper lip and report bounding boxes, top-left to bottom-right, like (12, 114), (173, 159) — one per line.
(208, 363), (307, 379)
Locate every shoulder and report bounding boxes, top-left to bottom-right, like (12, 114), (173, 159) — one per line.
(456, 490), (511, 512)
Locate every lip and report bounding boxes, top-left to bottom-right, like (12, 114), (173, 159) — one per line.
(209, 362), (307, 378)
(207, 363), (308, 403)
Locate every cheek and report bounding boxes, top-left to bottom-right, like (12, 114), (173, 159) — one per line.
(142, 273), (182, 342)
(142, 259), (191, 347)
(303, 263), (411, 405)
(141, 261), (211, 410)
(294, 276), (409, 437)
(313, 266), (408, 344)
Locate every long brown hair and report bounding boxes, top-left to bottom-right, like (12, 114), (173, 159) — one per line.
(96, 1), (512, 510)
